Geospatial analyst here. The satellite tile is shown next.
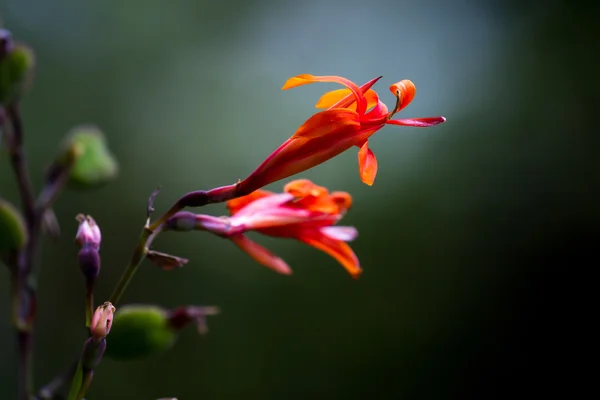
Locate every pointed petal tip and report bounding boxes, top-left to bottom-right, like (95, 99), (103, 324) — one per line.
(387, 116), (447, 128)
(350, 269), (363, 280)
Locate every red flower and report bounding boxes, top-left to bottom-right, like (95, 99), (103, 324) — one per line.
(237, 74), (445, 193)
(174, 179), (362, 278)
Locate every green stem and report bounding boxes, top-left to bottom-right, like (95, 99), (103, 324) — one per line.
(108, 227), (153, 305)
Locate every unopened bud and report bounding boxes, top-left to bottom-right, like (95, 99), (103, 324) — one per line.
(146, 250), (188, 271)
(90, 302), (115, 342)
(81, 337), (106, 371)
(0, 41), (35, 105)
(78, 247), (101, 281)
(0, 29), (14, 60)
(165, 211), (197, 231)
(75, 214), (101, 249)
(0, 198), (28, 259)
(106, 304), (219, 361)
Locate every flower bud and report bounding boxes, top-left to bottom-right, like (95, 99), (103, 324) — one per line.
(0, 198), (27, 266)
(81, 337), (106, 371)
(106, 304), (219, 361)
(78, 246), (101, 281)
(90, 302), (115, 342)
(63, 125), (118, 189)
(0, 38), (34, 105)
(165, 211), (198, 231)
(75, 214), (101, 250)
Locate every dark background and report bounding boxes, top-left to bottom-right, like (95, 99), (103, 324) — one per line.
(1, 0), (598, 398)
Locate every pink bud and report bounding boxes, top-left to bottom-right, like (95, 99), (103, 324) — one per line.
(90, 302), (115, 341)
(75, 214), (101, 249)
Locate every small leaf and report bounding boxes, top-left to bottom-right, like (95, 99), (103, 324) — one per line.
(0, 198), (28, 256)
(0, 40), (35, 105)
(62, 125), (119, 189)
(105, 305), (177, 361)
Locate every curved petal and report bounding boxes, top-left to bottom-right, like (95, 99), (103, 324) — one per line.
(330, 191), (353, 213)
(358, 141), (378, 186)
(316, 88), (379, 111)
(230, 234), (292, 275)
(297, 230), (362, 279)
(282, 74), (367, 115)
(389, 79), (416, 113)
(284, 179), (328, 198)
(386, 117), (446, 127)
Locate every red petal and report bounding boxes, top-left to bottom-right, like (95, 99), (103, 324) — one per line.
(386, 117), (446, 127)
(230, 234), (292, 275)
(297, 230), (362, 279)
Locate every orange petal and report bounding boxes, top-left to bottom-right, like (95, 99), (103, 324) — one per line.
(357, 141), (378, 186)
(226, 189), (274, 216)
(389, 79), (416, 113)
(237, 109), (361, 194)
(315, 88), (379, 111)
(298, 230), (362, 279)
(330, 191), (352, 213)
(282, 74), (368, 115)
(292, 108), (360, 139)
(230, 234), (292, 275)
(284, 179), (328, 198)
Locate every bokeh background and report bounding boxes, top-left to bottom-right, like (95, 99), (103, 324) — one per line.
(1, 0), (598, 398)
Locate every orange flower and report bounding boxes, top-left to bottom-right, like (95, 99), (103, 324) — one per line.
(167, 179), (361, 278)
(238, 74), (446, 192)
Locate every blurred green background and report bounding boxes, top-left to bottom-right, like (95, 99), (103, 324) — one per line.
(1, 0), (598, 398)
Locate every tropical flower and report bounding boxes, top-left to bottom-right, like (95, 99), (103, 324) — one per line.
(237, 74), (445, 193)
(166, 179), (362, 278)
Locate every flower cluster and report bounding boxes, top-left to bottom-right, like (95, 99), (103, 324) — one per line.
(1, 43), (446, 399)
(166, 74), (445, 277)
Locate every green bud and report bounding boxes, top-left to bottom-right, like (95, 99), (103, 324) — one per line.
(0, 198), (28, 257)
(0, 43), (35, 105)
(105, 305), (176, 361)
(62, 125), (118, 189)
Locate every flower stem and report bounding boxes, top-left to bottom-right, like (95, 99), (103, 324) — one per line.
(109, 183), (241, 306)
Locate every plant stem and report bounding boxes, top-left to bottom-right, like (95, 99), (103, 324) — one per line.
(4, 104), (37, 400)
(109, 183), (241, 306)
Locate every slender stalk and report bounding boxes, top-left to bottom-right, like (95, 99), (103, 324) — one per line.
(3, 103), (72, 400)
(4, 104), (37, 400)
(110, 183), (241, 305)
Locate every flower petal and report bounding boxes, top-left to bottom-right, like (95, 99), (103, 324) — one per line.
(320, 226), (358, 242)
(315, 88), (379, 111)
(330, 191), (353, 213)
(230, 234), (292, 275)
(389, 79), (416, 112)
(284, 179), (328, 198)
(238, 109), (361, 194)
(282, 74), (368, 115)
(386, 117), (446, 127)
(226, 190), (274, 215)
(358, 141), (378, 186)
(298, 230), (362, 279)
